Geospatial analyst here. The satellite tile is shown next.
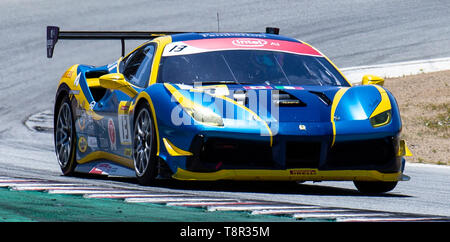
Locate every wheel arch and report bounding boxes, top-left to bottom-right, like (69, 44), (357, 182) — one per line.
(54, 83), (71, 137)
(132, 91), (161, 157)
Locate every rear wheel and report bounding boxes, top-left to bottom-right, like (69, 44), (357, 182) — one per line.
(353, 181), (397, 194)
(133, 102), (158, 185)
(55, 96), (77, 175)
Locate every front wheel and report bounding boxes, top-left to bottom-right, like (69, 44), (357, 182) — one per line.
(353, 181), (398, 194)
(133, 102), (158, 185)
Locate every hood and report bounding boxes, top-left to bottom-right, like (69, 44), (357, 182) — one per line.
(172, 84), (342, 123)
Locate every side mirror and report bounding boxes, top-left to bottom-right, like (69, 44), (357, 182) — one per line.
(99, 73), (138, 98)
(362, 75), (384, 86)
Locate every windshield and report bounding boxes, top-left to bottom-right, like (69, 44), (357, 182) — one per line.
(157, 49), (349, 86)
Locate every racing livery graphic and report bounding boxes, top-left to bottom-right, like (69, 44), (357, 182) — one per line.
(48, 26), (412, 193)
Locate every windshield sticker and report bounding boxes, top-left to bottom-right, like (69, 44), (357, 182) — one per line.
(243, 86), (273, 90)
(163, 38), (322, 57)
(232, 39), (268, 47)
(275, 86), (304, 90)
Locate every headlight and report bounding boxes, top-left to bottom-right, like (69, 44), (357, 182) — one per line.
(370, 110), (391, 127)
(185, 105), (224, 126)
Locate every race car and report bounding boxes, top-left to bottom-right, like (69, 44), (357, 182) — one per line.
(48, 26), (412, 193)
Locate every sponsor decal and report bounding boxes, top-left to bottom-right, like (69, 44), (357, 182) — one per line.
(78, 136), (88, 153)
(176, 38), (323, 57)
(107, 61), (118, 72)
(77, 116), (86, 131)
(289, 169), (317, 175)
(118, 115), (131, 144)
(89, 101), (96, 110)
(99, 137), (109, 148)
(243, 86), (272, 90)
(231, 39), (267, 47)
(63, 70), (73, 78)
(270, 41), (280, 46)
(200, 33), (267, 38)
(124, 148), (132, 157)
(108, 118), (116, 150)
(118, 102), (132, 145)
(275, 86), (304, 90)
(87, 136), (98, 148)
(89, 163), (117, 175)
(74, 73), (81, 87)
(69, 90), (80, 95)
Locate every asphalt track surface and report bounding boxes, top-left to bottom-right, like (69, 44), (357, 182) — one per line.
(0, 0), (449, 219)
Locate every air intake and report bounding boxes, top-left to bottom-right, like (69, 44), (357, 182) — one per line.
(272, 91), (306, 107)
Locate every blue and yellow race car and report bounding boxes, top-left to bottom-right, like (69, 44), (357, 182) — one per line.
(48, 26), (412, 193)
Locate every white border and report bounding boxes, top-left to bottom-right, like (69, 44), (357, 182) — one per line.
(341, 57), (450, 84)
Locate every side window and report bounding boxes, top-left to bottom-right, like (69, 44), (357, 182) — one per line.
(122, 44), (155, 88)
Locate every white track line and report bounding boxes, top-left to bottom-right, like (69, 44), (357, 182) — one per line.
(251, 208), (349, 215)
(0, 183), (40, 187)
(0, 181), (42, 187)
(293, 212), (390, 219)
(10, 183), (85, 189)
(11, 185), (99, 191)
(337, 216), (446, 222)
(47, 189), (144, 194)
(167, 201), (266, 207)
(84, 193), (192, 199)
(207, 204), (319, 212)
(0, 179), (40, 182)
(11, 183), (83, 186)
(125, 197), (238, 203)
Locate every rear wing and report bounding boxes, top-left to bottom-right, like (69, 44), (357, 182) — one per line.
(46, 26), (280, 58)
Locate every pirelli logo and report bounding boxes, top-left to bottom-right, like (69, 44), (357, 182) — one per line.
(289, 169), (317, 175)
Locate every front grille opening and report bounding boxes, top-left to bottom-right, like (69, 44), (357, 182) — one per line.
(326, 137), (395, 168)
(286, 142), (321, 168)
(192, 138), (273, 171)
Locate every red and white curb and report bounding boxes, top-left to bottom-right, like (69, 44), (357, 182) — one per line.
(1, 176), (448, 222)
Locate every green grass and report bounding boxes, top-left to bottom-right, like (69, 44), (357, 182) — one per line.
(0, 188), (299, 222)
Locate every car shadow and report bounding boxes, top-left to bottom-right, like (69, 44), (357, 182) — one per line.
(148, 179), (411, 198)
(73, 173), (410, 198)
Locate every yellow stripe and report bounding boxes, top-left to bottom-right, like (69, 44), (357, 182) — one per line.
(77, 151), (133, 169)
(163, 138), (193, 156)
(173, 168), (402, 182)
(330, 87), (349, 146)
(149, 36), (172, 85)
(164, 83), (197, 109)
(370, 85), (392, 118)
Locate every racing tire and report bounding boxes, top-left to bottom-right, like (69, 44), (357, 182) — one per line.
(55, 95), (77, 175)
(133, 102), (158, 185)
(353, 181), (398, 194)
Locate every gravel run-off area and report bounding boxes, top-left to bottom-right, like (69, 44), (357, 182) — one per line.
(384, 70), (450, 165)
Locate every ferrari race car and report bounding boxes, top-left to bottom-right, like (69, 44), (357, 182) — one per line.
(48, 26), (412, 193)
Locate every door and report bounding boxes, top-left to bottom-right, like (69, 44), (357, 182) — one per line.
(93, 43), (156, 162)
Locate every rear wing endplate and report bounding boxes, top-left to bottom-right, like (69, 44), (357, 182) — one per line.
(46, 26), (280, 58)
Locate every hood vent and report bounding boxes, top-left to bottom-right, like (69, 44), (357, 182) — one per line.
(272, 90), (306, 107)
(309, 91), (331, 106)
(232, 90), (307, 107)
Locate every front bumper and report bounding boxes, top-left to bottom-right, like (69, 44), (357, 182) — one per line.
(170, 132), (408, 182)
(173, 166), (410, 182)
